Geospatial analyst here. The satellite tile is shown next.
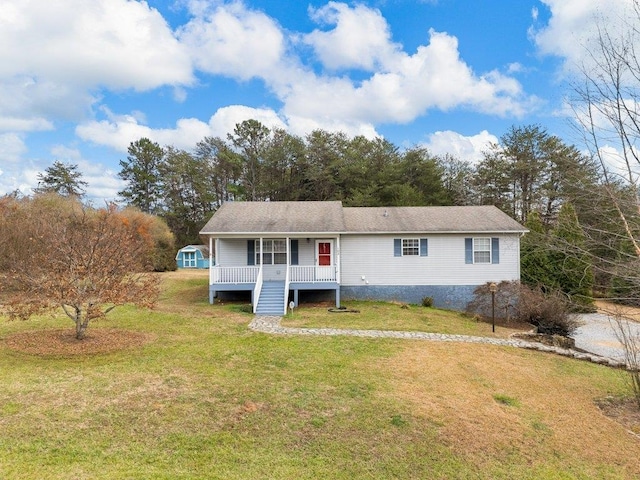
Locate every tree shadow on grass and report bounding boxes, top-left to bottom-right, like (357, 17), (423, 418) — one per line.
(4, 328), (155, 357)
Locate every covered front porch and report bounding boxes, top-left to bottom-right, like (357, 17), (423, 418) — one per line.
(206, 236), (341, 315)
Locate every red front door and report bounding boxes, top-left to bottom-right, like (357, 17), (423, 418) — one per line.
(317, 241), (331, 266)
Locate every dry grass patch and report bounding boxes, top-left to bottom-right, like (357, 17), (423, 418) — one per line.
(381, 341), (640, 475)
(4, 328), (154, 357)
(596, 300), (640, 323)
(596, 396), (640, 436)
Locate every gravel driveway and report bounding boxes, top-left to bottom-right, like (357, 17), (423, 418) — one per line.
(573, 312), (640, 361)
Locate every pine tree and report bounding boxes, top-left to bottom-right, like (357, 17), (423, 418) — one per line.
(34, 161), (87, 197)
(118, 138), (164, 214)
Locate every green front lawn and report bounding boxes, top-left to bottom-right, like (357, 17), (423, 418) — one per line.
(0, 271), (638, 479)
(283, 300), (530, 338)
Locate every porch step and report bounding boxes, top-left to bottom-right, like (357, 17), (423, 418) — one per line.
(256, 281), (286, 315)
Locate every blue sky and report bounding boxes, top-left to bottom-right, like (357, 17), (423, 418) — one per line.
(0, 0), (634, 201)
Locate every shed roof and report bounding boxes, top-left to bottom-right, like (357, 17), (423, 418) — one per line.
(178, 244), (210, 254)
(199, 201), (526, 235)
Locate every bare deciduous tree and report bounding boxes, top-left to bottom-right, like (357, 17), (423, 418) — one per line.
(609, 310), (640, 407)
(571, 2), (640, 292)
(0, 194), (160, 339)
(570, 3), (640, 408)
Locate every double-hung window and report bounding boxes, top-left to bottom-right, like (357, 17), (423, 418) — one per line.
(465, 237), (499, 264)
(473, 238), (491, 264)
(394, 238), (428, 257)
(402, 238), (420, 256)
(255, 239), (287, 265)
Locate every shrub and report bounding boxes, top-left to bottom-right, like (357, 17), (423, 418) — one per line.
(466, 282), (580, 337)
(465, 281), (520, 320)
(421, 296), (434, 308)
(515, 286), (579, 337)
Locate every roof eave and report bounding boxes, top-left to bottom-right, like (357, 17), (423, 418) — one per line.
(199, 231), (346, 237)
(200, 229), (528, 236)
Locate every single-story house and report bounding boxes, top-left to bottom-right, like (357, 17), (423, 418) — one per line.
(199, 201), (527, 315)
(175, 245), (211, 269)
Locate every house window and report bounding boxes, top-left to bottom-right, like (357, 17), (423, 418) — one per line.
(402, 238), (420, 256)
(394, 238), (428, 257)
(183, 251), (196, 268)
(255, 239), (287, 265)
(473, 238), (491, 264)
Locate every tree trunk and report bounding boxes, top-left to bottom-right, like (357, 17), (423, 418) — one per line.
(75, 321), (88, 340)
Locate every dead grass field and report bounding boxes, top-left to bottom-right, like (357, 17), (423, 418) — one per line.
(382, 341), (640, 476)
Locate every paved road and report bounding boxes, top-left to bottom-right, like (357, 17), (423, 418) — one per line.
(573, 313), (640, 362)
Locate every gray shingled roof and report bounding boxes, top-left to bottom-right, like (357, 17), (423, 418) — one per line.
(343, 205), (527, 233)
(200, 201), (346, 234)
(200, 202), (526, 235)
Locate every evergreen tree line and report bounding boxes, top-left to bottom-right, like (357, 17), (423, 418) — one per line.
(117, 122), (599, 243)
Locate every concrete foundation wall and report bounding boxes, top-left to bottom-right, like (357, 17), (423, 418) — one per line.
(340, 285), (478, 311)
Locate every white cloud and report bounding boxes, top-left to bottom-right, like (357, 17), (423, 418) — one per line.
(76, 102), (381, 152)
(76, 160), (123, 204)
(532, 0), (636, 73)
(304, 2), (398, 71)
(179, 2), (535, 132)
(0, 0), (193, 132)
(531, 7), (539, 22)
(208, 105), (287, 136)
(285, 114), (379, 139)
(0, 143), (123, 202)
(0, 133), (29, 195)
(76, 105), (288, 152)
(421, 130), (498, 163)
(0, 0), (192, 89)
(1, 0), (542, 193)
(283, 29), (535, 124)
(0, 133), (27, 162)
(77, 115), (208, 152)
(0, 162), (38, 197)
(178, 1), (285, 81)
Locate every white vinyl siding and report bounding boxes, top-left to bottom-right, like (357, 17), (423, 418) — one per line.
(214, 238), (317, 267)
(297, 240), (316, 265)
(211, 233), (521, 287)
(214, 239), (247, 266)
(340, 234), (520, 287)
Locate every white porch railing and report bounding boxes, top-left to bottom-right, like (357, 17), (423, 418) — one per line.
(284, 261), (291, 315)
(211, 266), (259, 284)
(210, 265), (338, 284)
(289, 265), (337, 283)
(253, 267), (264, 314)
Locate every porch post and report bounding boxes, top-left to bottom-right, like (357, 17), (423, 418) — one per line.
(335, 235), (341, 284)
(259, 237), (263, 265)
(209, 236), (215, 304)
(336, 235), (341, 308)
